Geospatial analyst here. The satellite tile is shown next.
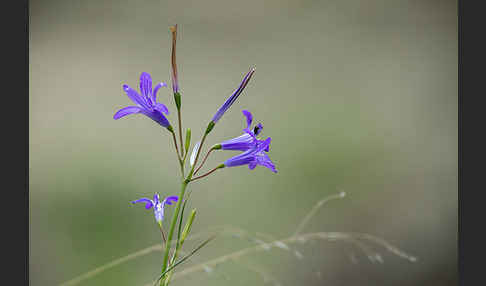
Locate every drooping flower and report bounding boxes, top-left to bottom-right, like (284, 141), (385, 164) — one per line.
(114, 72), (172, 130)
(211, 69), (255, 124)
(131, 193), (178, 224)
(223, 137), (277, 173)
(219, 110), (269, 152)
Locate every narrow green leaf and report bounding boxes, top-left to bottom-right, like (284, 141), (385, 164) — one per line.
(155, 234), (217, 285)
(184, 128), (191, 154)
(180, 209), (196, 246)
(176, 199), (188, 246)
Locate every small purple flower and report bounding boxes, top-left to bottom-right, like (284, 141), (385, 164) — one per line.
(114, 72), (172, 129)
(211, 69), (255, 124)
(220, 110), (269, 152)
(132, 193), (178, 223)
(223, 137), (277, 173)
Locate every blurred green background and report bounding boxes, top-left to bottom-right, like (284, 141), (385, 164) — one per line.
(29, 0), (457, 285)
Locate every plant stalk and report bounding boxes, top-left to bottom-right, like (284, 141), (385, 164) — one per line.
(194, 147), (214, 175)
(177, 109), (184, 158)
(160, 180), (188, 284)
(190, 165), (224, 182)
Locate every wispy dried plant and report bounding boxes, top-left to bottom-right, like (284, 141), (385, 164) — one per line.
(60, 192), (417, 286)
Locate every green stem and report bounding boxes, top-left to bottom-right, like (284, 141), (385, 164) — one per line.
(162, 193), (189, 286)
(193, 146), (215, 175)
(170, 129), (182, 161)
(190, 164), (224, 182)
(182, 150), (188, 166)
(158, 222), (167, 245)
(164, 241), (181, 285)
(166, 201), (194, 285)
(160, 122), (213, 285)
(170, 129), (184, 177)
(160, 180), (188, 283)
(177, 108), (184, 158)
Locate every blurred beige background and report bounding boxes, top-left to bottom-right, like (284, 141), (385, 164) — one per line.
(30, 0), (457, 285)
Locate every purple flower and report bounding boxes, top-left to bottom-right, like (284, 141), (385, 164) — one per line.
(223, 137), (277, 173)
(220, 110), (269, 152)
(211, 69), (255, 124)
(114, 72), (172, 129)
(132, 193), (178, 223)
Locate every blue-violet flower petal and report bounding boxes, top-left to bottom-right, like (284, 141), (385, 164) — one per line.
(114, 72), (171, 129)
(211, 69), (255, 124)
